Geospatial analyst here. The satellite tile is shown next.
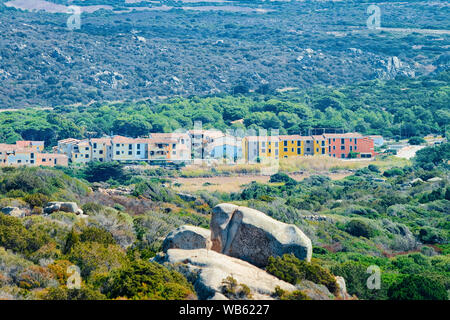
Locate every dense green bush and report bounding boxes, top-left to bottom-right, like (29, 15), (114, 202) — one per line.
(387, 275), (447, 300)
(102, 260), (195, 300)
(0, 214), (49, 256)
(345, 220), (377, 239)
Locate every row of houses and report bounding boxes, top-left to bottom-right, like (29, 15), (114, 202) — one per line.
(0, 141), (68, 167)
(0, 130), (377, 167)
(244, 133), (376, 162)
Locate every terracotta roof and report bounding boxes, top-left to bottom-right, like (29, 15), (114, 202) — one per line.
(279, 135), (310, 140)
(58, 138), (81, 144)
(111, 136), (136, 144)
(323, 133), (363, 138)
(244, 136), (280, 142)
(90, 137), (112, 145)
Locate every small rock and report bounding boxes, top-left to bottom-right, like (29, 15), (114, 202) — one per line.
(162, 225), (211, 253)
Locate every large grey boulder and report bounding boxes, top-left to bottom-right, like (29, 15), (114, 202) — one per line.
(44, 202), (83, 215)
(1, 207), (25, 218)
(162, 225), (211, 253)
(154, 248), (297, 300)
(211, 204), (312, 267)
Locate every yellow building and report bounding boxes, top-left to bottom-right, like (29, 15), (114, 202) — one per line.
(279, 135), (306, 158)
(312, 135), (328, 155)
(90, 138), (112, 162)
(71, 140), (92, 164)
(242, 136), (279, 163)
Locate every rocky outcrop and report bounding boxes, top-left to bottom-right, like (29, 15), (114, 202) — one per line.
(43, 202), (83, 215)
(154, 248), (297, 300)
(335, 276), (352, 300)
(211, 203), (312, 267)
(177, 193), (197, 202)
(162, 225), (211, 253)
(1, 207), (25, 218)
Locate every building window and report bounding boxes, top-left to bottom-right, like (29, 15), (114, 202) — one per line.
(275, 149), (279, 155)
(341, 154), (345, 159)
(137, 144), (141, 150)
(116, 144), (120, 147)
(93, 143), (97, 148)
(297, 148), (301, 155)
(284, 148), (288, 152)
(341, 146), (345, 150)
(116, 151), (120, 155)
(262, 142), (266, 147)
(137, 151), (141, 155)
(99, 150), (103, 154)
(355, 146), (357, 150)
(85, 154), (89, 158)
(322, 141), (325, 146)
(333, 154), (336, 157)
(283, 141), (287, 147)
(306, 148), (310, 152)
(129, 144), (132, 150)
(128, 151), (132, 155)
(341, 138), (345, 144)
(30, 153), (34, 159)
(297, 141), (301, 146)
(291, 148), (294, 152)
(42, 159), (46, 162)
(333, 146), (336, 150)
(275, 142), (278, 147)
(30, 160), (34, 164)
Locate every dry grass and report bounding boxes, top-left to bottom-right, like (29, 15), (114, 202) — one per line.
(172, 172), (352, 193)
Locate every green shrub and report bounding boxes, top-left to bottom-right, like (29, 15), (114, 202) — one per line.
(345, 220), (377, 238)
(23, 193), (49, 208)
(266, 254), (338, 294)
(42, 285), (106, 300)
(383, 168), (404, 177)
(102, 260), (195, 300)
(79, 226), (116, 246)
(0, 214), (49, 255)
(221, 276), (253, 300)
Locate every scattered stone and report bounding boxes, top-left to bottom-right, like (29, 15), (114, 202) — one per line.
(177, 193), (197, 202)
(1, 206), (25, 218)
(44, 202), (83, 215)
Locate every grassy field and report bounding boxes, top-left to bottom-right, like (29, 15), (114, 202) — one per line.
(173, 155), (411, 192)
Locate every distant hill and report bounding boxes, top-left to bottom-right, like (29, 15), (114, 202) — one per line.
(0, 0), (448, 108)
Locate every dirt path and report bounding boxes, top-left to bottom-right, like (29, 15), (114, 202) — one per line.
(395, 145), (426, 160)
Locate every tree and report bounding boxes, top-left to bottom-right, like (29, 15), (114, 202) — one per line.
(83, 161), (129, 183)
(408, 136), (426, 145)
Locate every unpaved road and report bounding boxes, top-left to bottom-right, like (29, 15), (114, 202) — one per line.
(395, 145), (426, 160)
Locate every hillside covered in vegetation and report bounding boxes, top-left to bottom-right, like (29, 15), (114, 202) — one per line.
(0, 0), (448, 108)
(0, 143), (448, 300)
